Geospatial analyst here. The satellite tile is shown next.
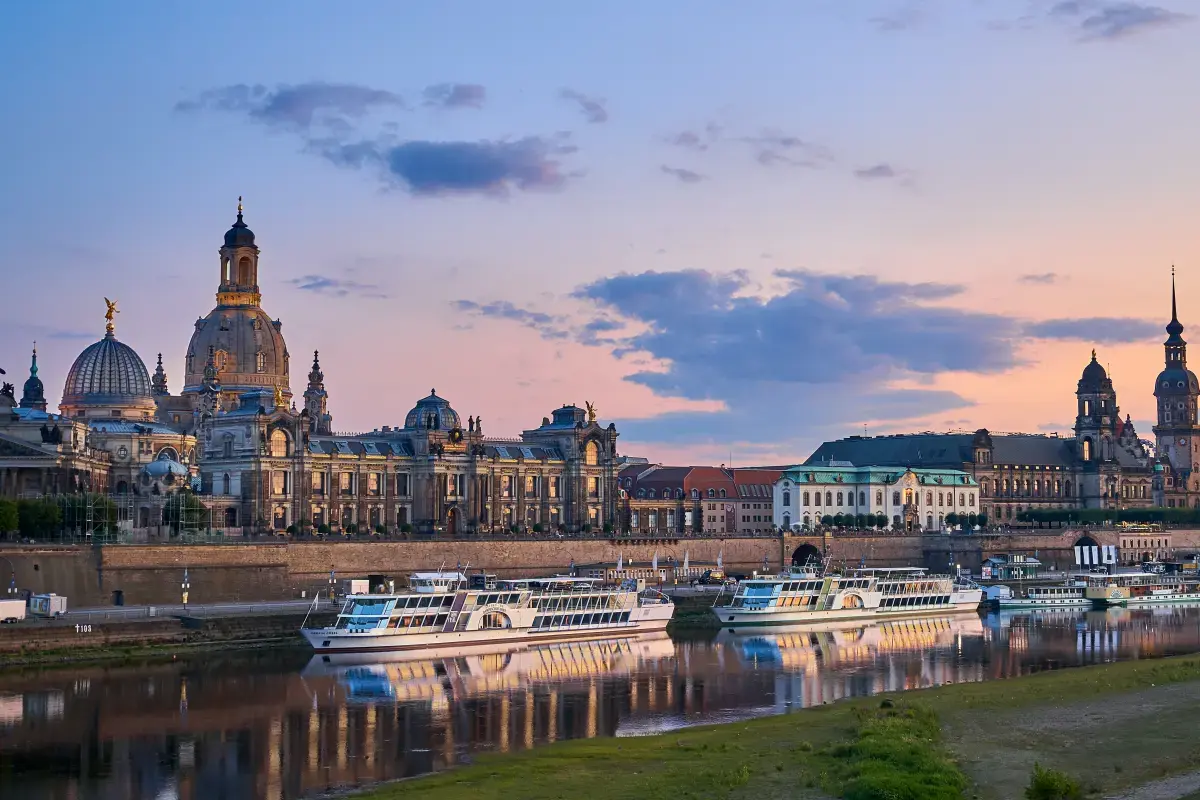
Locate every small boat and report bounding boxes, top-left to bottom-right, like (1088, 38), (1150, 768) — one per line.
(1084, 572), (1200, 606)
(711, 559), (982, 627)
(301, 572), (674, 653)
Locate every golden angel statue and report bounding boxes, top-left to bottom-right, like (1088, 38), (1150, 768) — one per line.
(273, 385), (285, 408)
(104, 298), (119, 322)
(585, 401), (597, 424)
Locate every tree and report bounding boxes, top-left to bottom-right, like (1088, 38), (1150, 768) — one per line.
(163, 491), (207, 535)
(854, 513), (867, 529)
(945, 512), (959, 528)
(821, 514), (834, 527)
(976, 513), (989, 528)
(0, 500), (18, 535)
(18, 499), (61, 539)
(967, 513), (978, 529)
(875, 514), (888, 530)
(833, 513), (845, 528)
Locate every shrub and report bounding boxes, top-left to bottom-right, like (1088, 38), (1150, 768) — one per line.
(532, 523), (544, 533)
(317, 523), (331, 534)
(1025, 763), (1082, 800)
(285, 524), (296, 535)
(0, 500), (18, 534)
(344, 523), (358, 534)
(945, 512), (959, 527)
(374, 524), (386, 535)
(17, 499), (61, 538)
(603, 522), (614, 533)
(399, 523), (412, 533)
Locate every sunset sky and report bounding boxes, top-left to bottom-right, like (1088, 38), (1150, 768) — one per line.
(3, 1), (1200, 465)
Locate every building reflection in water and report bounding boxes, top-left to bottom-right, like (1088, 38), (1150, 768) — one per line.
(5, 606), (1200, 799)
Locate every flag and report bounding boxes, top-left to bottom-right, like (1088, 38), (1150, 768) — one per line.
(717, 550), (724, 569)
(652, 551), (658, 571)
(617, 552), (623, 571)
(683, 550), (690, 573)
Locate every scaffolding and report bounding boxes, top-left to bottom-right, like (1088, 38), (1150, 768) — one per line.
(18, 490), (218, 542)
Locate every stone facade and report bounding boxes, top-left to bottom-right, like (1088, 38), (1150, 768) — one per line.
(0, 390), (110, 498)
(617, 465), (781, 535)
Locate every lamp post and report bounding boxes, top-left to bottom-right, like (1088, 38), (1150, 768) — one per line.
(328, 569), (336, 603)
(0, 556), (16, 597)
(181, 567), (190, 605)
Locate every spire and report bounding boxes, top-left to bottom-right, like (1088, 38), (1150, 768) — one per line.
(308, 349), (324, 386)
(151, 353), (169, 396)
(1167, 266), (1185, 340)
(19, 342), (46, 411)
(304, 349), (331, 434)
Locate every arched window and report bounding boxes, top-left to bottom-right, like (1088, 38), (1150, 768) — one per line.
(1082, 438), (1092, 461)
(836, 491), (843, 506)
(1083, 399), (1091, 416)
(1064, 480), (1072, 497)
(222, 258), (231, 283)
(876, 490), (883, 505)
(270, 429), (290, 458)
(892, 491), (901, 505)
(803, 491), (810, 505)
(926, 491), (933, 506)
(255, 351), (266, 373)
(637, 488), (645, 498)
(814, 492), (821, 507)
(938, 492), (944, 507)
(648, 488), (656, 498)
(782, 490), (791, 507)
(222, 434), (234, 459)
(825, 491), (833, 506)
(782, 513), (791, 529)
(859, 491), (866, 506)
(585, 441), (599, 466)
(719, 489), (726, 498)
(691, 489), (699, 499)
(707, 488), (715, 498)
(237, 255), (253, 284)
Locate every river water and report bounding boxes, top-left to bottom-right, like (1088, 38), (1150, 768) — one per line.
(4, 605), (1200, 800)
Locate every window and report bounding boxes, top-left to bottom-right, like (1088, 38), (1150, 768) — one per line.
(959, 493), (965, 506)
(892, 491), (901, 505)
(803, 491), (810, 505)
(859, 491), (866, 506)
(270, 430), (289, 457)
(502, 475), (513, 497)
(396, 473), (410, 496)
(719, 489), (726, 498)
(585, 440), (599, 466)
(926, 492), (933, 506)
(339, 472), (353, 493)
(691, 489), (700, 499)
(222, 435), (233, 459)
(707, 489), (715, 498)
(969, 494), (975, 507)
(549, 476), (560, 498)
(312, 472), (326, 496)
(938, 492), (944, 507)
(836, 491), (843, 506)
(876, 490), (883, 505)
(782, 490), (791, 507)
(814, 492), (822, 507)
(272, 470), (289, 496)
(631, 511), (640, 528)
(368, 473), (381, 496)
(525, 475), (538, 497)
(589, 477), (600, 498)
(255, 351), (266, 373)
(825, 491), (832, 506)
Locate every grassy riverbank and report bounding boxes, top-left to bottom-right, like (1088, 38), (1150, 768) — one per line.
(352, 655), (1200, 800)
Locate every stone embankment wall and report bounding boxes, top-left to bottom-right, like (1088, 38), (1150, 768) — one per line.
(4, 528), (1198, 607)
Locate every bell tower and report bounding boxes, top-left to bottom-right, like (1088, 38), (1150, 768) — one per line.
(303, 350), (332, 435)
(1152, 268), (1200, 502)
(217, 196), (261, 308)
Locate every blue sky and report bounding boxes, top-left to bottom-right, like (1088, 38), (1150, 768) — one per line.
(2, 1), (1199, 464)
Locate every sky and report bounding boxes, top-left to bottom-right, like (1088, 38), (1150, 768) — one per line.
(2, 0), (1200, 466)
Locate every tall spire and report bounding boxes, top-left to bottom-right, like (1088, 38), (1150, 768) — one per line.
(1168, 266), (1185, 339)
(151, 353), (169, 396)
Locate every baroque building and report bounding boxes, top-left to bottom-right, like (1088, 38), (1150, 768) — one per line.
(616, 465), (781, 536)
(1152, 271), (1200, 507)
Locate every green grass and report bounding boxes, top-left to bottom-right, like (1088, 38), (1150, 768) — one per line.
(350, 655), (1200, 800)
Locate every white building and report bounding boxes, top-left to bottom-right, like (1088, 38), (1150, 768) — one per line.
(774, 462), (980, 533)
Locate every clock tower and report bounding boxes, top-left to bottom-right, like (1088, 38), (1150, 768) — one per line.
(1152, 269), (1200, 506)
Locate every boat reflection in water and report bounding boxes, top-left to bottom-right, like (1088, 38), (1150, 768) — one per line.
(11, 608), (1200, 799)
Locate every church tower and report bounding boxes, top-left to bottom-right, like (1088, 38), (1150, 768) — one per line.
(303, 350), (333, 435)
(182, 199), (291, 408)
(1152, 269), (1200, 505)
(18, 344), (47, 412)
(1075, 350), (1118, 463)
(151, 353), (169, 396)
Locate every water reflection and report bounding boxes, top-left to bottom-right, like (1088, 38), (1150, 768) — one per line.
(6, 606), (1200, 799)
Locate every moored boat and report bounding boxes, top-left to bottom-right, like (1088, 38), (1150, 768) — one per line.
(1084, 572), (1200, 606)
(711, 561), (982, 627)
(993, 577), (1091, 609)
(301, 572), (674, 653)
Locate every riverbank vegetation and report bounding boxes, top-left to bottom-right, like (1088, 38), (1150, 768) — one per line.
(354, 655), (1200, 800)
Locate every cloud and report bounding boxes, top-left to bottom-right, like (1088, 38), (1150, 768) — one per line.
(559, 88), (608, 123)
(1047, 1), (1191, 40)
(854, 162), (916, 184)
(314, 135), (577, 196)
(451, 300), (567, 335)
(660, 165), (706, 184)
(1018, 272), (1061, 284)
(1024, 317), (1161, 343)
(422, 83), (487, 109)
(667, 124), (723, 151)
(872, 5), (923, 31)
(175, 82), (403, 131)
(739, 131), (835, 167)
(286, 273), (388, 299)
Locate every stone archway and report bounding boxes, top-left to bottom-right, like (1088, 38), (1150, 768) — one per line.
(1073, 535), (1099, 549)
(447, 507), (459, 537)
(791, 543), (822, 567)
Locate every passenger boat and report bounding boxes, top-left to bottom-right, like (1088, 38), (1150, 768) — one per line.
(711, 562), (982, 627)
(993, 578), (1091, 609)
(301, 572), (674, 653)
(1084, 572), (1200, 606)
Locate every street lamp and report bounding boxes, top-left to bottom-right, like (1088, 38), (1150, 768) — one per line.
(0, 556), (16, 597)
(181, 568), (190, 605)
(328, 569), (336, 603)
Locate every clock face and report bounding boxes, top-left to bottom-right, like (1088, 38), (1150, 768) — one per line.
(1181, 438), (1188, 446)
(117, 446), (128, 458)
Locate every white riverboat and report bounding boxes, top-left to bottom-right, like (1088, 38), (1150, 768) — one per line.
(712, 563), (982, 627)
(1084, 572), (1200, 606)
(301, 572), (674, 653)
(993, 577), (1091, 609)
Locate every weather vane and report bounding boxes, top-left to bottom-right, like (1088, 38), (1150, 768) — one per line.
(237, 195), (243, 215)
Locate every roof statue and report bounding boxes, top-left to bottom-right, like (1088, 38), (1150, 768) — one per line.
(274, 384), (285, 409)
(586, 401), (597, 424)
(104, 297), (119, 334)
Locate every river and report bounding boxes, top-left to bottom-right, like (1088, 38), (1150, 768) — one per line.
(4, 605), (1200, 799)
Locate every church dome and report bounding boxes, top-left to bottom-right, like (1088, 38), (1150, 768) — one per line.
(183, 307), (290, 401)
(62, 329), (155, 415)
(224, 205), (256, 248)
(404, 389), (461, 430)
(1153, 366), (1199, 396)
(1078, 350), (1111, 392)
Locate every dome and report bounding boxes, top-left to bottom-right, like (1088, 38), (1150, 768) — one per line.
(19, 346), (45, 410)
(224, 207), (256, 248)
(1153, 367), (1199, 396)
(1080, 350), (1107, 385)
(142, 458), (189, 479)
(62, 330), (154, 413)
(183, 306), (289, 400)
(404, 389), (461, 431)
